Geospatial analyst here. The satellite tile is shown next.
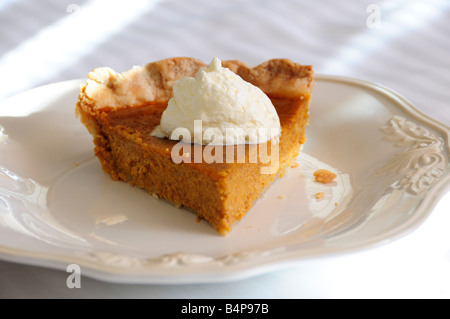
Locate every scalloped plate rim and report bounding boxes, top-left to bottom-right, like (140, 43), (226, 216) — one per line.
(0, 74), (449, 284)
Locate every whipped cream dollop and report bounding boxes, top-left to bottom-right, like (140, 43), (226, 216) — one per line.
(151, 57), (281, 145)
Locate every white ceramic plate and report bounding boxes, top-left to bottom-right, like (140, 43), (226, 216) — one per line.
(0, 76), (449, 284)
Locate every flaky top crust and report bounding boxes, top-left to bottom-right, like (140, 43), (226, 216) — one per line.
(78, 57), (314, 111)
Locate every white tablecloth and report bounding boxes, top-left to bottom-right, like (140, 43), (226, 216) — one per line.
(0, 0), (449, 298)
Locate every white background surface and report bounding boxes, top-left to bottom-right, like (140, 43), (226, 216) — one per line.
(0, 0), (449, 298)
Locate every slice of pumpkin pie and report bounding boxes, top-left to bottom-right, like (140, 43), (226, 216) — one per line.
(76, 57), (314, 235)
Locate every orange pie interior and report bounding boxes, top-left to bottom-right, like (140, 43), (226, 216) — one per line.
(76, 57), (314, 235)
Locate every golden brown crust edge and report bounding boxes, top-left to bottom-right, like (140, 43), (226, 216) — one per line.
(77, 57), (314, 111)
(223, 59), (314, 99)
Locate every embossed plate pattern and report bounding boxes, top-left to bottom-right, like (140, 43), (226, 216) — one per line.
(0, 75), (449, 284)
